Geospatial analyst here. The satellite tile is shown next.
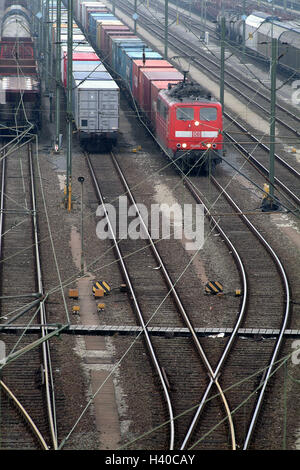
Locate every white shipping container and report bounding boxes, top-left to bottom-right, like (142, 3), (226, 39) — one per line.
(60, 45), (97, 83)
(73, 79), (119, 134)
(72, 62), (106, 72)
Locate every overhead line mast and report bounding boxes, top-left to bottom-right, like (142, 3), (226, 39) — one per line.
(66, 0), (73, 211)
(55, 0), (62, 153)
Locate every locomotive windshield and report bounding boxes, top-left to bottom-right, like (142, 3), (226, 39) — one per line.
(200, 107), (217, 121)
(176, 107), (194, 121)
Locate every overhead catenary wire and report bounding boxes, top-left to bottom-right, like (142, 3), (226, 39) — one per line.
(0, 0), (296, 324)
(0, 0), (296, 448)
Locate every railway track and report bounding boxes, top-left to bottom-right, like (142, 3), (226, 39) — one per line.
(85, 142), (292, 449)
(180, 170), (291, 448)
(0, 138), (57, 450)
(86, 149), (245, 449)
(72, 2), (298, 449)
(109, 0), (300, 210)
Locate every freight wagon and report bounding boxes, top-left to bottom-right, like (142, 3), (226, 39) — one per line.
(70, 1), (223, 174)
(53, 1), (120, 150)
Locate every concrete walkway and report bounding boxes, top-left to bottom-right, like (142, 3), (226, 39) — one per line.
(70, 225), (121, 450)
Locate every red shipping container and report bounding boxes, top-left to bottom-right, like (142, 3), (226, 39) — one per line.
(150, 80), (182, 127)
(138, 67), (175, 108)
(101, 25), (130, 55)
(63, 51), (100, 87)
(132, 60), (173, 102)
(138, 69), (184, 117)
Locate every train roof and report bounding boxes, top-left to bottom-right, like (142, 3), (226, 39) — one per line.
(0, 75), (39, 92)
(160, 81), (217, 104)
(2, 5), (31, 39)
(273, 20), (300, 33)
(255, 21), (289, 39)
(246, 11), (300, 34)
(74, 79), (119, 91)
(279, 29), (300, 47)
(247, 11), (279, 21)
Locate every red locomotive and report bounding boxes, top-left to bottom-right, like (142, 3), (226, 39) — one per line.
(155, 79), (223, 174)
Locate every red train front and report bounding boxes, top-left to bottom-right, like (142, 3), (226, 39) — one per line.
(155, 81), (223, 174)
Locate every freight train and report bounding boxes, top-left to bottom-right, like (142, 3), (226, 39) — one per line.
(0, 4), (41, 136)
(217, 10), (300, 75)
(170, 0), (299, 21)
(61, 0), (223, 174)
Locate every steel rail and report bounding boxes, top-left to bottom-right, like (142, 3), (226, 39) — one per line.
(223, 119), (300, 181)
(111, 151), (239, 450)
(0, 380), (49, 450)
(150, 0), (219, 40)
(86, 3), (291, 447)
(86, 153), (176, 450)
(224, 129), (300, 209)
(180, 172), (290, 448)
(0, 144), (54, 450)
(210, 176), (291, 449)
(28, 144), (58, 450)
(178, 177), (247, 450)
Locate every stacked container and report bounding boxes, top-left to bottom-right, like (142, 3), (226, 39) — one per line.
(81, 2), (107, 30)
(150, 81), (181, 127)
(88, 13), (115, 43)
(111, 37), (143, 70)
(96, 20), (124, 49)
(138, 68), (184, 119)
(62, 48), (100, 87)
(100, 25), (133, 58)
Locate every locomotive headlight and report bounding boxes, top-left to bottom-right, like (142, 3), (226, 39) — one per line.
(182, 143), (187, 148)
(206, 143), (212, 148)
(194, 121), (200, 126)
